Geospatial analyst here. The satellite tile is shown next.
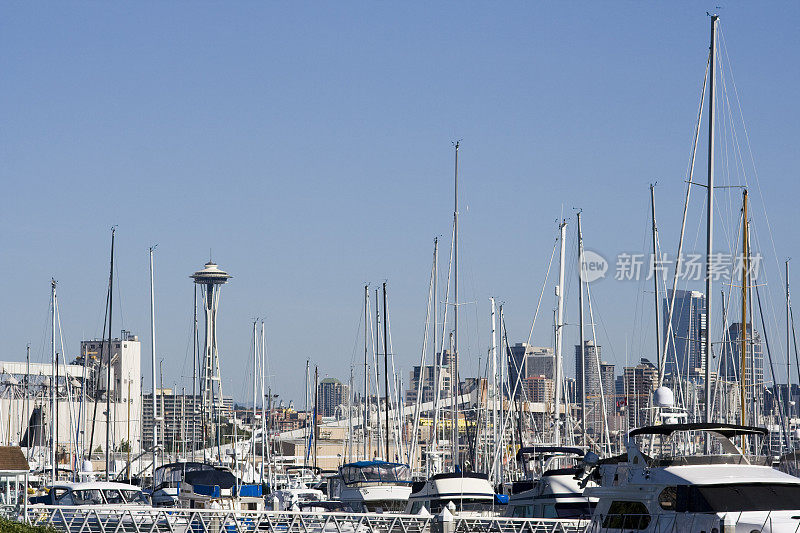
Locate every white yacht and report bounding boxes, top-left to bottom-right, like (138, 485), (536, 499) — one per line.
(177, 465), (264, 511)
(329, 460), (412, 513)
(150, 461), (218, 507)
(505, 446), (597, 520)
(405, 471), (502, 516)
(583, 423), (800, 532)
(30, 481), (151, 507)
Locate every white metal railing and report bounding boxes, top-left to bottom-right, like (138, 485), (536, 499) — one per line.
(25, 506), (589, 533)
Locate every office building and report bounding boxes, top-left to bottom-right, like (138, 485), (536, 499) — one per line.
(406, 351), (454, 405)
(317, 378), (349, 418)
(663, 290), (706, 381)
(721, 322), (764, 423)
(508, 343), (553, 398)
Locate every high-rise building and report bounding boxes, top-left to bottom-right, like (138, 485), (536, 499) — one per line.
(523, 375), (554, 404)
(317, 378), (349, 418)
(621, 358), (659, 428)
(721, 322), (764, 422)
(575, 340), (611, 437)
(508, 343), (553, 398)
(142, 390), (233, 453)
(406, 351), (453, 404)
(663, 290), (706, 381)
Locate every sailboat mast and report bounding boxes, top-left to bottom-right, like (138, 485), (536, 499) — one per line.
(149, 245), (158, 475)
(651, 185), (662, 379)
(490, 297), (497, 480)
(554, 220), (567, 445)
(375, 288), (381, 456)
(577, 214), (587, 447)
(704, 14), (718, 424)
(787, 260), (792, 424)
(105, 227), (115, 481)
(261, 320), (266, 483)
(740, 190), (749, 426)
(50, 278), (56, 482)
(452, 140), (460, 469)
(363, 285), (369, 460)
(382, 282), (390, 461)
(252, 319), (258, 481)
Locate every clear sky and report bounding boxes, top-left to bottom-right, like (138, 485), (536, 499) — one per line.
(2, 3), (799, 406)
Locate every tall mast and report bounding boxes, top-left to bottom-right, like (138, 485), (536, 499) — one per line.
(490, 297), (497, 478)
(304, 360), (309, 468)
(149, 245), (158, 474)
(50, 279), (56, 482)
(191, 285), (197, 461)
(348, 366), (354, 462)
(554, 220), (567, 445)
(375, 287), (382, 456)
(577, 214), (587, 446)
(650, 185), (663, 380)
(452, 140), (460, 469)
(260, 320), (266, 483)
(432, 239), (439, 454)
(740, 190), (749, 426)
(787, 260), (792, 424)
(704, 14), (718, 424)
(363, 285), (369, 460)
(382, 282), (390, 461)
(252, 319), (258, 481)
(105, 227), (115, 481)
(313, 366), (318, 470)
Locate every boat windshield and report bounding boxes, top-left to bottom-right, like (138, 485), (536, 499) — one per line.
(120, 489), (150, 505)
(340, 462), (411, 484)
(664, 484), (800, 512)
(73, 489), (104, 505)
(153, 462), (216, 488)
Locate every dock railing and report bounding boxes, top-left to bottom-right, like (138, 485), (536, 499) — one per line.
(25, 506), (590, 533)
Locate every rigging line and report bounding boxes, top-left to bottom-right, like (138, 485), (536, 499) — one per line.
(756, 283), (792, 452)
(750, 222), (788, 372)
(384, 296), (404, 462)
(659, 51), (709, 407)
(524, 235), (558, 347)
(584, 278), (611, 453)
(720, 26), (786, 324)
(409, 245), (436, 467)
(791, 307), (800, 395)
(709, 205), (743, 419)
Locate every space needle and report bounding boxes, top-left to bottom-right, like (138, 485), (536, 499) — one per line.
(191, 261), (231, 447)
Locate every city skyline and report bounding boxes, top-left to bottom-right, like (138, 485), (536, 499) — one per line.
(3, 4), (799, 405)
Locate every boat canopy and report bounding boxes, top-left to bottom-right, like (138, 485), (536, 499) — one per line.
(153, 462), (216, 488)
(516, 446), (586, 461)
(629, 423), (767, 438)
(339, 461), (411, 484)
(183, 468), (238, 490)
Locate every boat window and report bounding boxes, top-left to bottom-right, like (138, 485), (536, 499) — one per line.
(658, 486), (677, 510)
(121, 490), (149, 505)
(53, 489), (74, 506)
(104, 490), (125, 504)
(602, 501), (651, 530)
(73, 489), (104, 505)
(554, 501), (595, 519)
(510, 504), (532, 518)
(676, 483), (800, 512)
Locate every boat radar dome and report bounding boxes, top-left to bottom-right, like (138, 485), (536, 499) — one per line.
(653, 386), (674, 408)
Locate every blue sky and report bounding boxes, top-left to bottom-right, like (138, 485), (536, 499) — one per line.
(2, 3), (799, 405)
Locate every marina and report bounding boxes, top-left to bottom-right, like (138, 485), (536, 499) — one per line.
(4, 4), (800, 533)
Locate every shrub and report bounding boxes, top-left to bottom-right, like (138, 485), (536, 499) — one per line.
(0, 517), (58, 532)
